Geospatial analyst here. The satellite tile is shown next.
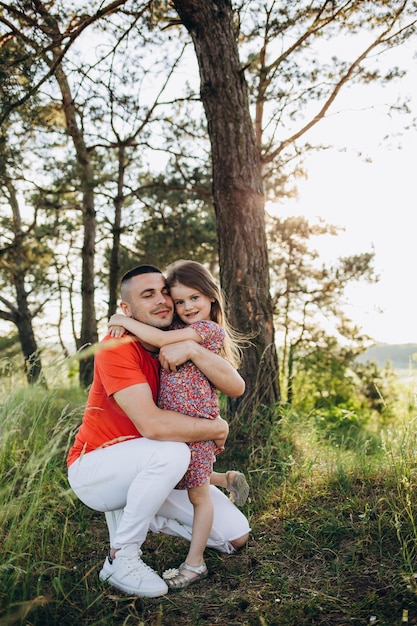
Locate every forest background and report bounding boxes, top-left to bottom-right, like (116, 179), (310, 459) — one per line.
(2, 0), (417, 407)
(1, 1), (417, 625)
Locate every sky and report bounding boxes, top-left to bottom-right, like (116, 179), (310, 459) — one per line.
(269, 88), (417, 346)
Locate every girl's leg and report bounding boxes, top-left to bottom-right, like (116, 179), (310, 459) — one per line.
(150, 485), (250, 553)
(163, 481), (213, 587)
(210, 470), (227, 488)
(185, 481), (213, 570)
(210, 470), (250, 507)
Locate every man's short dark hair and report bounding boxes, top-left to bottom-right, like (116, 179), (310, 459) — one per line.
(121, 265), (163, 285)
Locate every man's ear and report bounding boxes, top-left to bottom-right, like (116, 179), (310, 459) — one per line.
(120, 301), (131, 316)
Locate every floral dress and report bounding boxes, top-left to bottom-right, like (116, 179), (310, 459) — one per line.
(158, 319), (225, 490)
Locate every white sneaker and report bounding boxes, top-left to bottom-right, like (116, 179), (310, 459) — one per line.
(99, 548), (168, 597)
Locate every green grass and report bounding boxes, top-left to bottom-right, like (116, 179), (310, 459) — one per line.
(1, 370), (417, 625)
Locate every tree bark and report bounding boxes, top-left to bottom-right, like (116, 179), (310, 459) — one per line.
(108, 145), (125, 318)
(3, 182), (45, 385)
(173, 0), (280, 413)
(53, 59), (98, 387)
(13, 269), (45, 385)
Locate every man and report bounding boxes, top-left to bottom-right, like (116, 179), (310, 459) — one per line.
(67, 265), (250, 598)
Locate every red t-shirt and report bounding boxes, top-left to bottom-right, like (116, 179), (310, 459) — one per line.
(67, 335), (160, 467)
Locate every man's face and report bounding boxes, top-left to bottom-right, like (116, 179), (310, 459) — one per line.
(120, 272), (174, 329)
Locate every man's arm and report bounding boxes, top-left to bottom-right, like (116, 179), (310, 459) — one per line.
(158, 340), (245, 398)
(113, 382), (229, 449)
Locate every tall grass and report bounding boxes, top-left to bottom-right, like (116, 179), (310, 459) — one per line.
(0, 373), (88, 625)
(1, 367), (417, 625)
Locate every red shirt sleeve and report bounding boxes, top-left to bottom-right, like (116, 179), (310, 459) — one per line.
(95, 336), (153, 396)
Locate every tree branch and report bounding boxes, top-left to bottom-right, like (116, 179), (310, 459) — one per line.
(265, 2), (417, 163)
(0, 0), (134, 126)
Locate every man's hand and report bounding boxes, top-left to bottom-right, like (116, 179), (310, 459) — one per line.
(213, 415), (229, 452)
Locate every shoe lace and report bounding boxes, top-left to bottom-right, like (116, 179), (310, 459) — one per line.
(119, 554), (156, 576)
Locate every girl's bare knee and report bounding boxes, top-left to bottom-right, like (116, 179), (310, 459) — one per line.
(188, 483), (210, 506)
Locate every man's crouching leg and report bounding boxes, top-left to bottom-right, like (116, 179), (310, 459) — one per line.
(99, 440), (190, 597)
(150, 482), (251, 555)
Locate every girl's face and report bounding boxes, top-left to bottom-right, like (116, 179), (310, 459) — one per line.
(170, 282), (214, 325)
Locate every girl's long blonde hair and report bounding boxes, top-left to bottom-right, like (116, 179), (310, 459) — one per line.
(165, 260), (244, 368)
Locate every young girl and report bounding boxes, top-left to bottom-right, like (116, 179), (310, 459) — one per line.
(108, 260), (249, 590)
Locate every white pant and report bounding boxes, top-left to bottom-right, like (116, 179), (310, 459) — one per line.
(68, 438), (250, 554)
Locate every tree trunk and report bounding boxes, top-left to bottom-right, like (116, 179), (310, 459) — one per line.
(108, 145), (125, 318)
(173, 0), (280, 413)
(287, 342), (294, 406)
(53, 60), (98, 387)
(13, 270), (45, 385)
(5, 181), (45, 385)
